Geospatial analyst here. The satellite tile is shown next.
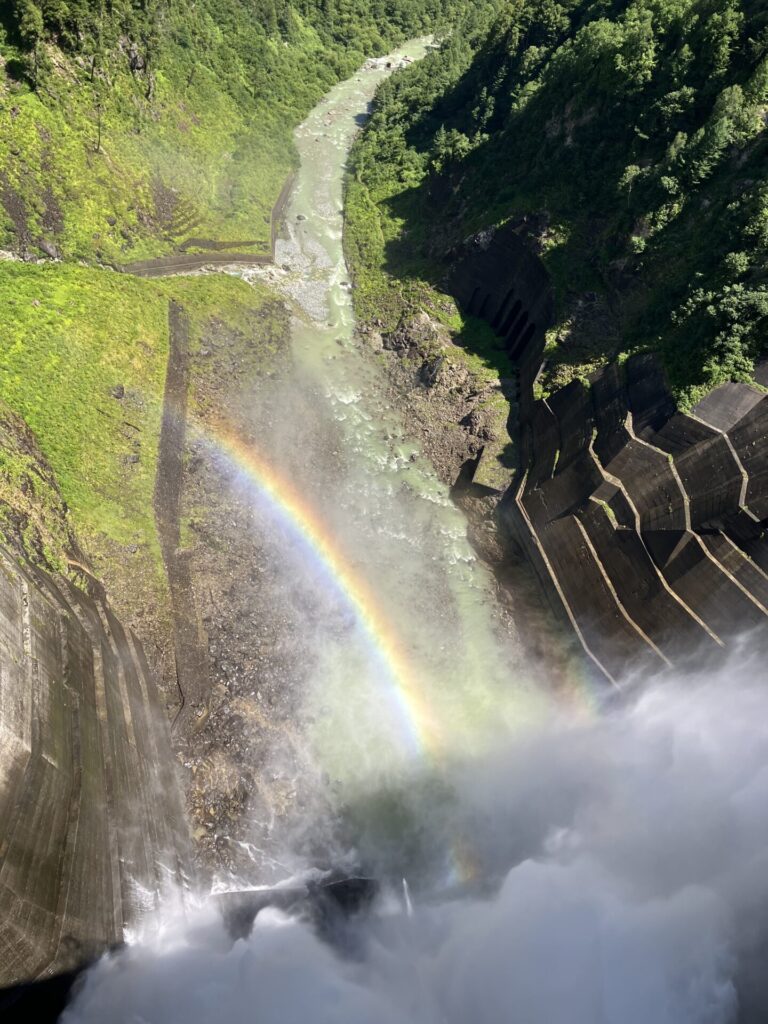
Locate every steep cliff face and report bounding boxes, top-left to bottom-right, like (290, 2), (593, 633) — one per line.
(0, 410), (189, 987)
(451, 229), (768, 684)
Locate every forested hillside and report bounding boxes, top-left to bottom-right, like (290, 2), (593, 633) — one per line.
(346, 0), (768, 405)
(0, 0), (455, 647)
(0, 0), (452, 261)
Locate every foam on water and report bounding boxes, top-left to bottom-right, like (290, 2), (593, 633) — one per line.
(66, 658), (768, 1024)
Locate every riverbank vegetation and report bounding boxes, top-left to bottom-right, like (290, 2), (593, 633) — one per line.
(346, 0), (768, 406)
(0, 0), (458, 592)
(0, 0), (459, 262)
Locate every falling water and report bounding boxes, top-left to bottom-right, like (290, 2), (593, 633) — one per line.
(228, 39), (545, 881)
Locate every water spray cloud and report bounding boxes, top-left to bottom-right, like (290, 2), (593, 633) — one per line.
(63, 656), (768, 1024)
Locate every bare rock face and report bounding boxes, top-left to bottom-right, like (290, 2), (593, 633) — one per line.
(419, 354), (444, 387)
(128, 42), (146, 73)
(383, 310), (446, 353)
(37, 238), (59, 260)
(370, 311), (507, 490)
(460, 407), (494, 441)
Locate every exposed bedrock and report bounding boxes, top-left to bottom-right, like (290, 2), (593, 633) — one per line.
(0, 549), (190, 987)
(451, 226), (768, 685)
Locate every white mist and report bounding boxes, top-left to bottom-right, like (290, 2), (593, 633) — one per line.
(63, 651), (768, 1024)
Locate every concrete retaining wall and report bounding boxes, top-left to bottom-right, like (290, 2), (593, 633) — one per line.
(0, 550), (189, 986)
(508, 359), (768, 683)
(450, 230), (768, 684)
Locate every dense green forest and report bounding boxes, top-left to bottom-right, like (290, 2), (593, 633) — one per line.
(0, 0), (454, 260)
(346, 0), (768, 405)
(4, 0), (767, 594)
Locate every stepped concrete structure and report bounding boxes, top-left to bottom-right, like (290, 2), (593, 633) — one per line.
(0, 548), (190, 986)
(451, 225), (768, 684)
(450, 222), (555, 420)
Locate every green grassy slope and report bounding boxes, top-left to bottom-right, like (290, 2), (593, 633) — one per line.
(0, 0), (461, 621)
(0, 393), (80, 572)
(346, 0), (768, 407)
(0, 0), (457, 263)
(0, 262), (280, 593)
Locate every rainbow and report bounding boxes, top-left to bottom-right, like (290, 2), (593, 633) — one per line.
(194, 420), (605, 889)
(201, 420), (482, 885)
(205, 420), (445, 761)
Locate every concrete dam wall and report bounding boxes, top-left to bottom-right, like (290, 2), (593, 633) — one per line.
(0, 548), (189, 987)
(449, 223), (555, 421)
(451, 225), (768, 683)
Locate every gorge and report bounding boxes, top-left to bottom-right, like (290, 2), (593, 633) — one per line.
(1, 1), (768, 1022)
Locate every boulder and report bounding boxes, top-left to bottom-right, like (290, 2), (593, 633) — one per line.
(37, 239), (59, 260)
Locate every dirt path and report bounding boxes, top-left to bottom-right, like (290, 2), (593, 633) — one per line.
(122, 174), (295, 279)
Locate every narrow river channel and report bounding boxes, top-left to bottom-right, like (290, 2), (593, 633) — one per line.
(235, 41), (542, 881)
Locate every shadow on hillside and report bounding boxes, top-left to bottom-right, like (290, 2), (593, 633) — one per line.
(452, 313), (515, 379)
(375, 176), (517, 378)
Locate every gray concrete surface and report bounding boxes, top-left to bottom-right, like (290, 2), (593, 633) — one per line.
(0, 548), (190, 986)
